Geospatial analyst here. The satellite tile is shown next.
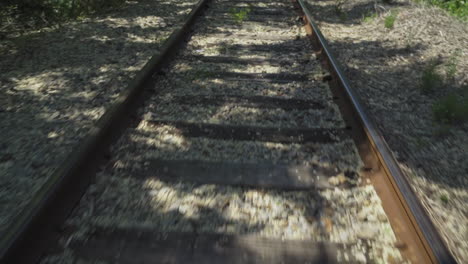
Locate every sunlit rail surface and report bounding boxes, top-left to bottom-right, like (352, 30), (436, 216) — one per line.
(0, 0), (456, 263)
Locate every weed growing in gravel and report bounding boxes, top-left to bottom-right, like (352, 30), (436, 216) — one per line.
(440, 194), (449, 204)
(420, 60), (444, 93)
(432, 88), (468, 124)
(433, 124), (451, 136)
(414, 137), (429, 149)
(361, 12), (378, 23)
(192, 70), (216, 80)
(445, 50), (461, 81)
(217, 42), (229, 54)
(229, 7), (252, 23)
(334, 0), (348, 20)
(384, 11), (397, 29)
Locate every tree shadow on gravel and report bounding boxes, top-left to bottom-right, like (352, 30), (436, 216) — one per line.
(303, 0), (468, 191)
(36, 3), (413, 262)
(59, 180), (331, 262)
(48, 1), (467, 262)
(303, 0), (409, 25)
(0, 0), (199, 241)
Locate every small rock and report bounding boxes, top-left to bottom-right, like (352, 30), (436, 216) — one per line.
(355, 252), (367, 263)
(322, 217), (333, 233)
(329, 173), (347, 185)
(357, 225), (378, 240)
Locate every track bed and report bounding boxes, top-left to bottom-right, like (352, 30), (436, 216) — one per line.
(40, 1), (405, 263)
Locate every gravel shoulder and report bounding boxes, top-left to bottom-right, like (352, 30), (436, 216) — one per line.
(0, 0), (199, 235)
(304, 0), (468, 261)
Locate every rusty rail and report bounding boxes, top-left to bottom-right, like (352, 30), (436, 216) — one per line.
(0, 0), (210, 262)
(295, 0), (456, 263)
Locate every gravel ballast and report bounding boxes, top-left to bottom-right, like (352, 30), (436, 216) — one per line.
(304, 0), (468, 261)
(0, 0), (199, 235)
(41, 1), (405, 262)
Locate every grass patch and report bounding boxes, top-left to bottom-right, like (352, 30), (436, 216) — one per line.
(420, 60), (444, 93)
(361, 12), (378, 23)
(229, 6), (252, 23)
(384, 11), (397, 29)
(432, 88), (468, 124)
(445, 49), (461, 80)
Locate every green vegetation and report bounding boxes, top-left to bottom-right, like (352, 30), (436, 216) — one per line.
(384, 11), (397, 29)
(445, 49), (461, 80)
(192, 70), (216, 80)
(427, 0), (467, 19)
(420, 54), (467, 129)
(420, 60), (444, 93)
(361, 12), (378, 23)
(414, 137), (429, 149)
(229, 6), (252, 23)
(439, 194), (449, 204)
(334, 0), (348, 20)
(432, 88), (468, 124)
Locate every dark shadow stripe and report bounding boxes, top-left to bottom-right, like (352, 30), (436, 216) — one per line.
(145, 119), (347, 143)
(170, 95), (325, 110)
(132, 159), (349, 190)
(71, 228), (353, 263)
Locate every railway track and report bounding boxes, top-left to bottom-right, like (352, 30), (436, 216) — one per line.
(0, 0), (457, 263)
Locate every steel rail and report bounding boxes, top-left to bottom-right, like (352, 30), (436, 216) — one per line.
(0, 0), (210, 262)
(295, 0), (456, 263)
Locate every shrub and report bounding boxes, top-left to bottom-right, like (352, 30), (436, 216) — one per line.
(420, 61), (444, 93)
(432, 88), (468, 124)
(445, 49), (461, 80)
(429, 0), (468, 19)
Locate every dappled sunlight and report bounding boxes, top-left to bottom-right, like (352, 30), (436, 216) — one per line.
(137, 177), (320, 239)
(28, 0), (412, 262)
(0, 0), (201, 236)
(117, 119), (362, 171)
(305, 0), (468, 261)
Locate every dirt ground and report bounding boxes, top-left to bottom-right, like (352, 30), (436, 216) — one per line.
(304, 0), (467, 262)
